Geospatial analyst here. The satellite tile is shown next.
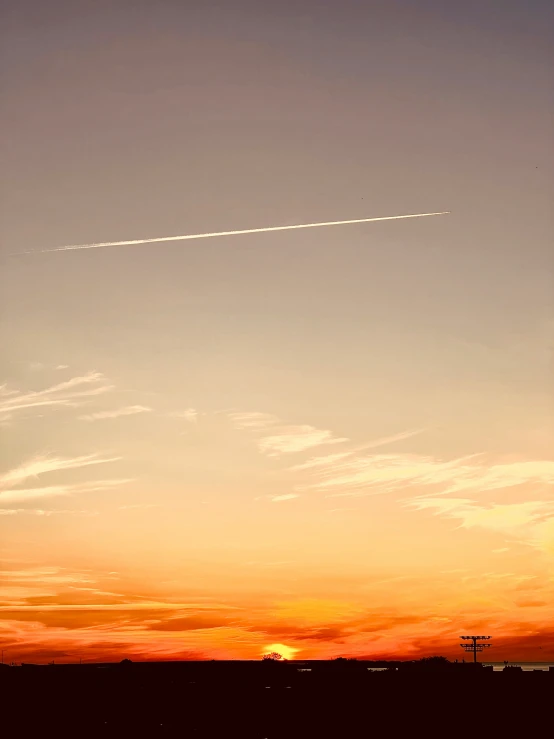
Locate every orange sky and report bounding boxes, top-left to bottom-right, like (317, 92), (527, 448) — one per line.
(2, 402), (553, 662)
(1, 0), (553, 664)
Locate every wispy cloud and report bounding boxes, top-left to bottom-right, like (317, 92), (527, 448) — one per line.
(228, 411), (347, 456)
(228, 411), (278, 430)
(0, 453), (127, 506)
(23, 361), (69, 371)
(0, 453), (121, 490)
(270, 494), (300, 502)
(290, 449), (356, 472)
(0, 371), (113, 422)
(0, 601), (239, 612)
(0, 508), (98, 516)
(168, 408), (198, 423)
(0, 478), (132, 504)
(0, 485), (80, 503)
(530, 516), (554, 555)
(364, 428), (426, 450)
(406, 497), (554, 536)
(442, 461), (554, 496)
(297, 452), (554, 498)
(287, 436), (554, 554)
(245, 561), (296, 567)
(0, 566), (96, 584)
(118, 503), (159, 510)
(290, 429), (425, 471)
(258, 426), (348, 456)
(78, 405), (152, 422)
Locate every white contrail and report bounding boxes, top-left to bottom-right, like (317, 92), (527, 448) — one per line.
(21, 211), (450, 254)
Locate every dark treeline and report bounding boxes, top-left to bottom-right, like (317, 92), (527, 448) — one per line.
(1, 658), (551, 736)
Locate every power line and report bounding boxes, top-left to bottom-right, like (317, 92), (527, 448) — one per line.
(460, 635), (492, 663)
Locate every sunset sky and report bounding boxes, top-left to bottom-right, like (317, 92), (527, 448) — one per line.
(1, 0), (553, 663)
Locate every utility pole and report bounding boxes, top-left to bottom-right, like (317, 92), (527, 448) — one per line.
(460, 635), (491, 663)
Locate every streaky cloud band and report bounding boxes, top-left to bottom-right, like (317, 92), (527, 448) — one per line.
(17, 211), (450, 254)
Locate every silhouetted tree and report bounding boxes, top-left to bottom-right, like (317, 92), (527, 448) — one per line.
(262, 652), (283, 661)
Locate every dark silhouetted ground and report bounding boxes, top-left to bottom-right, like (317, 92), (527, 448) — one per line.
(1, 659), (551, 736)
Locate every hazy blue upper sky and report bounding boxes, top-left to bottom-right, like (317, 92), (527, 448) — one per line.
(1, 1), (553, 662)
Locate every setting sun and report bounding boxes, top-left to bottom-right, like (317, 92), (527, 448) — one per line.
(264, 644), (299, 661)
